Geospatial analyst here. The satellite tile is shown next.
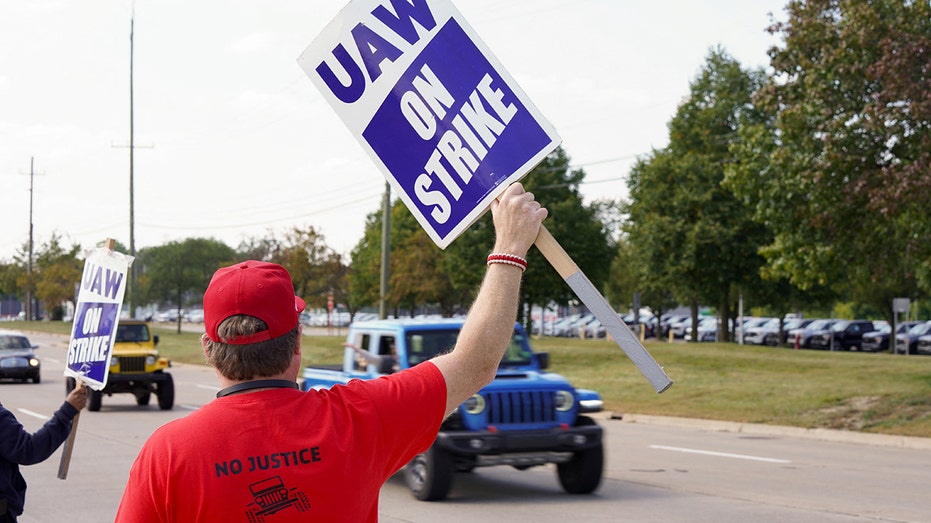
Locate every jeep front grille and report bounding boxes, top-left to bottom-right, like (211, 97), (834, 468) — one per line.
(118, 356), (147, 373)
(486, 390), (556, 425)
(257, 490), (287, 507)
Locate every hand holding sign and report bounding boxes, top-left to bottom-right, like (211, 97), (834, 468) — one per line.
(300, 0), (671, 392)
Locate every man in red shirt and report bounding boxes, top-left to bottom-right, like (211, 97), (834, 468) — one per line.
(115, 182), (546, 522)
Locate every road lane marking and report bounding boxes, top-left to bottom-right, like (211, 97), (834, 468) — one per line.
(196, 384), (221, 392)
(650, 444), (791, 464)
(17, 408), (50, 421)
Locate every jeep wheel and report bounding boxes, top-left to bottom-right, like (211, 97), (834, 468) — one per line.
(557, 417), (604, 494)
(157, 374), (175, 410)
(404, 443), (453, 501)
(136, 391), (151, 406)
(88, 389), (103, 412)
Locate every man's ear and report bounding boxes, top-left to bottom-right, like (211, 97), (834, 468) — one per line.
(201, 333), (211, 358)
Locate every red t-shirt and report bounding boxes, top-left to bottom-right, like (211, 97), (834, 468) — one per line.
(115, 362), (446, 522)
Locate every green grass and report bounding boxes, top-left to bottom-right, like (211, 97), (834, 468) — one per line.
(12, 321), (931, 438)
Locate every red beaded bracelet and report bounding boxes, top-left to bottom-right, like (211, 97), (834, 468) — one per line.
(487, 253), (528, 272)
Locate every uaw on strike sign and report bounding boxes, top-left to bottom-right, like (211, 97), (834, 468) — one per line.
(64, 247), (133, 390)
(299, 0), (560, 248)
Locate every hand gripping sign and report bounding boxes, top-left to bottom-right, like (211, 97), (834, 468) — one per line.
(299, 0), (672, 393)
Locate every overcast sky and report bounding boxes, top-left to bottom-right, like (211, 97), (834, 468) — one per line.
(0, 0), (786, 261)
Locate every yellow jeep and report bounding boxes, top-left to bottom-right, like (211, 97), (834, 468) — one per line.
(66, 319), (173, 411)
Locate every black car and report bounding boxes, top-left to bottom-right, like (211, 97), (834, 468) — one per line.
(809, 320), (876, 351)
(861, 321), (919, 352)
(0, 329), (41, 383)
(894, 321), (931, 355)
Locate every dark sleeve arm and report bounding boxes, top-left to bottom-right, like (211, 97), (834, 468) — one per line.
(0, 401), (77, 466)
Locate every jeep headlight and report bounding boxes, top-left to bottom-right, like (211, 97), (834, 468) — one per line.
(146, 355), (156, 366)
(110, 356), (119, 368)
(554, 390), (575, 411)
(464, 394), (486, 414)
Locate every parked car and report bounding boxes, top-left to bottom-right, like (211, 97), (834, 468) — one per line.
(569, 314), (596, 338)
(685, 317), (720, 342)
(621, 312), (655, 338)
(788, 319), (836, 349)
(183, 308), (205, 323)
(916, 333), (931, 355)
(669, 316), (693, 339)
(549, 315), (580, 337)
(735, 317), (773, 343)
(862, 321), (919, 352)
(585, 318), (605, 339)
(659, 314), (688, 338)
(743, 318), (780, 345)
(809, 320), (876, 351)
(759, 318), (814, 347)
(894, 321), (931, 355)
(0, 329), (41, 383)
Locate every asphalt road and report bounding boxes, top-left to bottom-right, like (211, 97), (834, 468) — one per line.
(4, 331), (931, 522)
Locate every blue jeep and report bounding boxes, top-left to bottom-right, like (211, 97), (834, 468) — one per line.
(301, 318), (604, 500)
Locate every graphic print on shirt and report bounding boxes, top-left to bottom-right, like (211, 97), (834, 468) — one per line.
(244, 475), (311, 522)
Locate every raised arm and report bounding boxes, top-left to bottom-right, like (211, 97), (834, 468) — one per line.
(431, 183), (547, 415)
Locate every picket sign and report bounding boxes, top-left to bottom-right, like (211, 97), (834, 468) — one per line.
(300, 0), (672, 392)
(59, 238), (134, 479)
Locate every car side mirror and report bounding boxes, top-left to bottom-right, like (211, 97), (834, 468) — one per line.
(153, 334), (159, 346)
(535, 352), (549, 370)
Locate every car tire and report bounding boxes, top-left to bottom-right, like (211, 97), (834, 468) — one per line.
(557, 416), (604, 494)
(88, 389), (103, 412)
(157, 374), (174, 410)
(404, 443), (454, 501)
(136, 391), (151, 406)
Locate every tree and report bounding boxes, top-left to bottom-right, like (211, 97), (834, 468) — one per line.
(626, 48), (770, 341)
(137, 238), (235, 333)
(20, 235), (82, 320)
(724, 0), (931, 322)
(350, 200), (456, 317)
(348, 212), (386, 315)
(272, 226), (347, 312)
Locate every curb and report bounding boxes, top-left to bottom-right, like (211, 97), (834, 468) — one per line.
(605, 412), (931, 451)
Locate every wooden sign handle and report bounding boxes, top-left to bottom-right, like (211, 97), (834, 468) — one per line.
(56, 400), (80, 480)
(534, 225), (673, 393)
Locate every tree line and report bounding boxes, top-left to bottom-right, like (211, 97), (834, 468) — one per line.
(0, 147), (614, 328)
(3, 2), (930, 339)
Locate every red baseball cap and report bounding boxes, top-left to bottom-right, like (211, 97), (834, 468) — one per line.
(204, 261), (306, 345)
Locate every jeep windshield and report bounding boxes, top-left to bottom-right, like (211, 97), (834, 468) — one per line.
(404, 329), (532, 367)
(116, 323), (151, 343)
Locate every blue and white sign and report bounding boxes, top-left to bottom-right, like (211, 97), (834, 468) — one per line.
(299, 0), (560, 248)
(65, 247), (134, 390)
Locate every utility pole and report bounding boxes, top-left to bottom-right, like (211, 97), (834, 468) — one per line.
(378, 182), (391, 319)
(113, 10), (151, 318)
(26, 157), (37, 321)
(128, 11), (136, 317)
